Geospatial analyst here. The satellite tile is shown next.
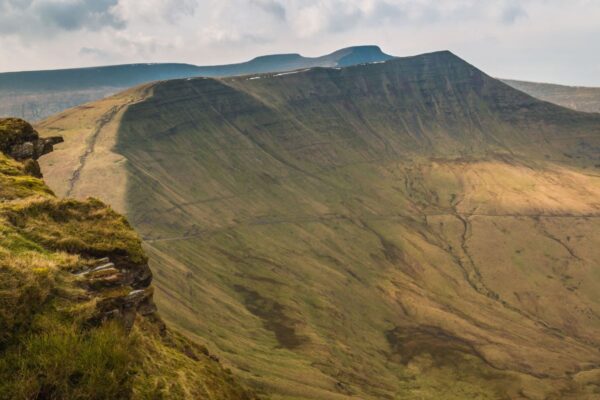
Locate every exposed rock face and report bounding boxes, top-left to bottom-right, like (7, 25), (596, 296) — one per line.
(77, 257), (158, 331)
(0, 117), (63, 177)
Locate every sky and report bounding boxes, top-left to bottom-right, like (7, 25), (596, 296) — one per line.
(0, 0), (599, 86)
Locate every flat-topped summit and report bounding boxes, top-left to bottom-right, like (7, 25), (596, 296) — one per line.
(249, 53), (303, 62)
(329, 45), (394, 66)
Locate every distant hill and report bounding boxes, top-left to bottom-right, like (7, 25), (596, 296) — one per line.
(38, 52), (600, 399)
(0, 45), (393, 121)
(503, 79), (600, 113)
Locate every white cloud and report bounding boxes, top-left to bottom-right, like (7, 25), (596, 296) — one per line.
(0, 0), (598, 86)
(0, 0), (124, 36)
(115, 0), (198, 24)
(250, 0), (287, 20)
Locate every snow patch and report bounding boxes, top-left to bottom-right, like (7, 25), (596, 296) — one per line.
(274, 69), (311, 77)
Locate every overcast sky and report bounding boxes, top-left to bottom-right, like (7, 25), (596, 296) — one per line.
(0, 0), (599, 86)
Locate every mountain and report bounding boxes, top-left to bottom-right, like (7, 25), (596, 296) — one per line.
(0, 118), (257, 399)
(0, 45), (393, 121)
(37, 51), (600, 399)
(503, 79), (600, 113)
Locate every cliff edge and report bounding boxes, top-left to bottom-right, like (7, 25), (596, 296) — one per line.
(0, 118), (257, 400)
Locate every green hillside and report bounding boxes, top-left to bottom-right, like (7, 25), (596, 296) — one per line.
(39, 51), (600, 399)
(503, 79), (600, 113)
(0, 118), (256, 400)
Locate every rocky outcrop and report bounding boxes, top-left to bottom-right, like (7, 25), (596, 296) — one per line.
(0, 117), (63, 177)
(76, 257), (158, 331)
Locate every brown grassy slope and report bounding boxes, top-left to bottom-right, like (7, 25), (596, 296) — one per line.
(38, 52), (600, 399)
(503, 79), (600, 113)
(37, 84), (154, 213)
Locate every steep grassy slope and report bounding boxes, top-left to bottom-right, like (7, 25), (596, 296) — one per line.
(503, 79), (600, 113)
(39, 52), (600, 399)
(0, 46), (392, 121)
(0, 118), (257, 400)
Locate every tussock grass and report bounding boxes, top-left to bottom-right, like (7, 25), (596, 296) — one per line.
(5, 197), (146, 264)
(0, 321), (134, 400)
(0, 157), (53, 199)
(131, 318), (258, 400)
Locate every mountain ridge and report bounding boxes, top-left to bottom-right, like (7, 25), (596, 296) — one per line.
(38, 50), (600, 399)
(1, 45), (388, 76)
(0, 45), (393, 121)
